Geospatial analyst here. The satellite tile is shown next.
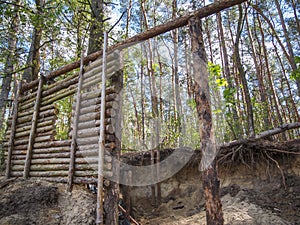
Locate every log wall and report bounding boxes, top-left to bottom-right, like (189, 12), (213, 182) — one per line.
(4, 50), (121, 186)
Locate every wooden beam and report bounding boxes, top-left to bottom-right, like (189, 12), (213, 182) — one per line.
(5, 81), (22, 179)
(21, 0), (246, 92)
(68, 50), (85, 192)
(23, 77), (44, 178)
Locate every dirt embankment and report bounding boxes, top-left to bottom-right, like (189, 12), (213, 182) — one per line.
(0, 179), (96, 225)
(0, 155), (299, 225)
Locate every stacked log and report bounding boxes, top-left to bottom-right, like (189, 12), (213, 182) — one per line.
(71, 50), (121, 181)
(4, 49), (122, 183)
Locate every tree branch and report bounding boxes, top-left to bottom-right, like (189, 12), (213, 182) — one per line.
(221, 122), (300, 148)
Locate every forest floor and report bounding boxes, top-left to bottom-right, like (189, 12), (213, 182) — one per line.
(0, 174), (299, 225)
(138, 175), (300, 225)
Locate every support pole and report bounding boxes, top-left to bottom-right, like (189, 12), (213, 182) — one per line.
(96, 32), (108, 225)
(5, 81), (22, 179)
(68, 50), (85, 192)
(24, 76), (44, 178)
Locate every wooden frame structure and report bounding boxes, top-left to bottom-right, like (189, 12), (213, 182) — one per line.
(3, 1), (249, 224)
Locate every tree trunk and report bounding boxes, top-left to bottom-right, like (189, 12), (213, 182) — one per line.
(216, 12), (241, 139)
(234, 5), (255, 137)
(274, 0), (300, 97)
(245, 9), (270, 130)
(189, 16), (224, 225)
(88, 0), (104, 54)
(23, 0), (44, 82)
(0, 0), (20, 134)
(172, 0), (183, 146)
(256, 12), (285, 139)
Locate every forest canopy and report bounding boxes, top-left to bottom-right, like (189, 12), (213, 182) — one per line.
(0, 0), (299, 153)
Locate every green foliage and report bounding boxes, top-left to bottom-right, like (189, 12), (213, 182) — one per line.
(291, 56), (300, 80)
(55, 96), (73, 140)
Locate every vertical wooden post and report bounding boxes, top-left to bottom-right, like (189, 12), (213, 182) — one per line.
(5, 81), (22, 179)
(24, 76), (44, 178)
(96, 32), (108, 225)
(189, 17), (224, 225)
(68, 50), (85, 192)
(104, 69), (123, 225)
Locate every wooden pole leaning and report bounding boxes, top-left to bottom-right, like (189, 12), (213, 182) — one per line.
(96, 32), (108, 225)
(6, 81), (22, 179)
(68, 50), (85, 192)
(24, 76), (44, 178)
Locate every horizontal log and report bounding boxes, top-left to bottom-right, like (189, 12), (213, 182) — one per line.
(19, 90), (37, 103)
(18, 99), (35, 111)
(43, 71), (79, 91)
(74, 177), (97, 184)
(29, 171), (69, 177)
(75, 157), (98, 164)
(11, 160), (25, 165)
(16, 115), (56, 130)
(13, 144), (28, 150)
(12, 125), (54, 139)
(31, 152), (70, 159)
(76, 125), (114, 138)
(11, 165), (24, 171)
(41, 86), (76, 106)
(76, 143), (116, 152)
(33, 140), (71, 148)
(35, 135), (54, 143)
(84, 50), (120, 73)
(76, 151), (113, 163)
(36, 130), (56, 137)
(18, 104), (54, 118)
(78, 101), (114, 116)
(79, 89), (116, 102)
(32, 146), (70, 154)
(12, 150), (27, 155)
(77, 118), (112, 130)
(10, 172), (23, 177)
(31, 164), (68, 171)
(78, 108), (116, 123)
(40, 177), (98, 184)
(76, 136), (98, 145)
(31, 158), (70, 164)
(42, 72), (79, 97)
(12, 155), (26, 160)
(79, 93), (116, 108)
(13, 120), (54, 134)
(82, 64), (120, 90)
(77, 127), (99, 138)
(17, 109), (58, 124)
(74, 163), (112, 171)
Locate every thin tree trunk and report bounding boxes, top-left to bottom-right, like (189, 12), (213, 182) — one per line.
(0, 0), (20, 132)
(172, 0), (183, 146)
(23, 0), (44, 82)
(252, 4), (300, 96)
(257, 12), (285, 138)
(189, 16), (224, 225)
(234, 5), (255, 137)
(272, 38), (300, 123)
(245, 9), (270, 129)
(216, 12), (241, 139)
(274, 0), (300, 96)
(125, 0), (132, 39)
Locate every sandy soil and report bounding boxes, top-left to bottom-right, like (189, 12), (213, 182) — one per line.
(137, 175), (300, 225)
(0, 175), (299, 225)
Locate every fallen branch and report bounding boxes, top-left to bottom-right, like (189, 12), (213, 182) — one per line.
(220, 122), (300, 148)
(118, 204), (140, 225)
